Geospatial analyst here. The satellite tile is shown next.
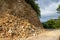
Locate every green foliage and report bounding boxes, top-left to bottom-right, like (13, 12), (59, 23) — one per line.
(42, 3), (60, 29)
(25, 0), (40, 17)
(57, 5), (60, 11)
(42, 17), (60, 29)
(56, 5), (60, 13)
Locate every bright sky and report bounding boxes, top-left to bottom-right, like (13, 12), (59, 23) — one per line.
(37, 0), (60, 22)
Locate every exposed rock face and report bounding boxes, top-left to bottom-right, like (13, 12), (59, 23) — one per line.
(0, 0), (43, 38)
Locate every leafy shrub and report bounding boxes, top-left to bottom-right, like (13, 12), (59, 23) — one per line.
(25, 0), (40, 17)
(42, 19), (56, 29)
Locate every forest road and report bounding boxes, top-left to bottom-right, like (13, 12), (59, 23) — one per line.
(25, 29), (60, 40)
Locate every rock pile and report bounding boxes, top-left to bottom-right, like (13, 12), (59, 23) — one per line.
(0, 13), (42, 38)
(0, 0), (44, 39)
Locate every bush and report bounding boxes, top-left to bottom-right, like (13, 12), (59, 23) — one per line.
(25, 0), (40, 17)
(42, 19), (56, 29)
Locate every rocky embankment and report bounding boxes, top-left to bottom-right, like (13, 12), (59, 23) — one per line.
(0, 13), (44, 38)
(0, 0), (43, 39)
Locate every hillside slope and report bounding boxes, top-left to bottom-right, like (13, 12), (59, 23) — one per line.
(0, 0), (43, 39)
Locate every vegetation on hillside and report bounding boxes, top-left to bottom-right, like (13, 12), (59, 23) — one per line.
(25, 0), (40, 17)
(42, 16), (60, 29)
(42, 5), (60, 29)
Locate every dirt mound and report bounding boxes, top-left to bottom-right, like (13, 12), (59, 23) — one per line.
(0, 0), (44, 39)
(0, 13), (43, 38)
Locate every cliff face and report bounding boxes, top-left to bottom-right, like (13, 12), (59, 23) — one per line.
(0, 0), (43, 38)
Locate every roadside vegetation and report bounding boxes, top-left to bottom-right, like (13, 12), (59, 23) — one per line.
(42, 5), (60, 29)
(25, 0), (40, 17)
(42, 16), (60, 29)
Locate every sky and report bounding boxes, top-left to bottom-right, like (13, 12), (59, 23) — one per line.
(36, 0), (60, 22)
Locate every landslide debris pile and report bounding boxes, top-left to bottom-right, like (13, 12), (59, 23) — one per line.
(0, 13), (42, 38)
(0, 0), (43, 39)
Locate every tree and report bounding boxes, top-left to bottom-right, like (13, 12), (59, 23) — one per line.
(42, 17), (60, 29)
(56, 5), (60, 13)
(42, 4), (60, 29)
(42, 19), (56, 29)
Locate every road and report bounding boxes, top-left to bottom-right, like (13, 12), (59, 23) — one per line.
(0, 29), (60, 40)
(25, 29), (60, 40)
